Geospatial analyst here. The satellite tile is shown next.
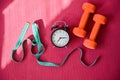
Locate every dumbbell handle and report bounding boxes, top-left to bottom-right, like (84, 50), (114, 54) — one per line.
(89, 22), (101, 41)
(78, 11), (90, 29)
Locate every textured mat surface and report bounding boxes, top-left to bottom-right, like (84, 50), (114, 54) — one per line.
(0, 0), (120, 80)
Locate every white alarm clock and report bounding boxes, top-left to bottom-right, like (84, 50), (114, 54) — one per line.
(51, 21), (70, 48)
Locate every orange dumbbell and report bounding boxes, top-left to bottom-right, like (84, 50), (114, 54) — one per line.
(73, 2), (96, 38)
(83, 14), (107, 49)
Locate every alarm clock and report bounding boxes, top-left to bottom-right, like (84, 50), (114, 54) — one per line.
(51, 21), (70, 48)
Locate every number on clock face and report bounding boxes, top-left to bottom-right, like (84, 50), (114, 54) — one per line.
(51, 29), (70, 47)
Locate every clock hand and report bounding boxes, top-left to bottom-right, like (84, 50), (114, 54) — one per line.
(57, 37), (62, 42)
(60, 37), (68, 39)
(57, 37), (68, 42)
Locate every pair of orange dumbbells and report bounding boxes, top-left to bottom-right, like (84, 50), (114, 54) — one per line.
(73, 2), (107, 49)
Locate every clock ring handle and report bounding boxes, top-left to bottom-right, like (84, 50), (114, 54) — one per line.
(54, 21), (67, 26)
(51, 21), (69, 30)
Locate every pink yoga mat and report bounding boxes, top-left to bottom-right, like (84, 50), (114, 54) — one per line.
(0, 0), (120, 80)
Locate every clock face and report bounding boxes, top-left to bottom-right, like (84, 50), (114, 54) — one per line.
(51, 29), (70, 48)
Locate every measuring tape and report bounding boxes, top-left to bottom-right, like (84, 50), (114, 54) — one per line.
(11, 22), (99, 67)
